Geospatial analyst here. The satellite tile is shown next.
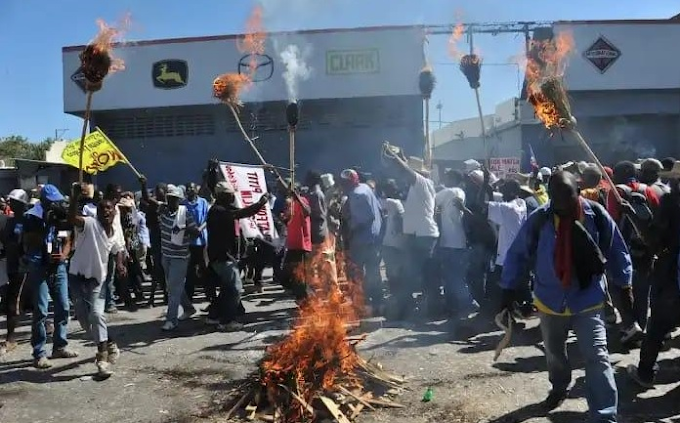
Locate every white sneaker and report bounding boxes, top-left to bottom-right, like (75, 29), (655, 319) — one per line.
(178, 308), (197, 321)
(162, 321), (178, 331)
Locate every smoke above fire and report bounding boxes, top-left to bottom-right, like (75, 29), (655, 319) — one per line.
(279, 44), (312, 102)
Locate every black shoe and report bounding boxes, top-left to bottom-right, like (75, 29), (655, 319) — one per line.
(543, 389), (568, 411)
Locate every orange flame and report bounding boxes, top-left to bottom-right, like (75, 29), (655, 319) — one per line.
(447, 22), (465, 60)
(260, 234), (365, 422)
(91, 14), (130, 74)
(213, 5), (266, 105)
(237, 5), (266, 77)
(525, 32), (575, 128)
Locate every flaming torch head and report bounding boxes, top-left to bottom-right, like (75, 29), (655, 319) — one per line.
(79, 44), (111, 92)
(418, 66), (436, 100)
(212, 73), (249, 107)
(286, 101), (299, 128)
(460, 54), (482, 89)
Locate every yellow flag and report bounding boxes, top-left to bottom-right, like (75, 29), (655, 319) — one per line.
(61, 128), (128, 175)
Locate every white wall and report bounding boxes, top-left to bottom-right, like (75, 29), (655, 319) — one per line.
(557, 21), (680, 91)
(63, 27), (425, 113)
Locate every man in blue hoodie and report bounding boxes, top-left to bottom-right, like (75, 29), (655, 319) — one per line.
(500, 171), (632, 423)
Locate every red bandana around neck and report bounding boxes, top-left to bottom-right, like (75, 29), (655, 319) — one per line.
(554, 199), (583, 289)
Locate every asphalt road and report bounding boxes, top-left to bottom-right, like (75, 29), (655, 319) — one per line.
(1, 283), (679, 423)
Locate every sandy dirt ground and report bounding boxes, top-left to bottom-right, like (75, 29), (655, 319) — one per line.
(1, 282), (680, 423)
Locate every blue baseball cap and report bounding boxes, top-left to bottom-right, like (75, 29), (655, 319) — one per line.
(41, 184), (65, 202)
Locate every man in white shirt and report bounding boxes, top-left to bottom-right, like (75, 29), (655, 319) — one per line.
(486, 178), (528, 309)
(385, 151), (439, 318)
(381, 180), (406, 306)
(435, 170), (477, 319)
(68, 184), (127, 377)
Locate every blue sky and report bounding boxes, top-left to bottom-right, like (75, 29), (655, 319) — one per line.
(0, 0), (677, 141)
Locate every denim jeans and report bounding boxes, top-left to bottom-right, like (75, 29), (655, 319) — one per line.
(348, 242), (383, 307)
(29, 262), (69, 359)
(539, 310), (617, 423)
(162, 256), (193, 325)
(103, 254), (116, 309)
(438, 247), (476, 316)
(210, 260), (243, 323)
(69, 274), (108, 343)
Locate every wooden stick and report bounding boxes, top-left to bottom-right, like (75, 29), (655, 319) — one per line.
(337, 386), (375, 410)
(227, 103), (287, 187)
(474, 87), (489, 167)
(278, 384), (314, 416)
(78, 91), (94, 183)
(365, 397), (406, 408)
(319, 396), (352, 423)
(424, 98), (431, 169)
(224, 389), (253, 420)
(569, 128), (623, 204)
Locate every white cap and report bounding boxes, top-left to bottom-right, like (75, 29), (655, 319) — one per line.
(539, 167), (552, 177)
(8, 189), (28, 204)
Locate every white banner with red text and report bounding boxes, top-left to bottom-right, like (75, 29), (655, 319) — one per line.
(219, 162), (278, 241)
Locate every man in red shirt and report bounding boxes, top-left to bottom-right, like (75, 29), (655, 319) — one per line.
(281, 188), (312, 300)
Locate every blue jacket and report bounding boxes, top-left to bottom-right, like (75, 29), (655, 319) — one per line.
(346, 183), (382, 247)
(500, 200), (632, 314)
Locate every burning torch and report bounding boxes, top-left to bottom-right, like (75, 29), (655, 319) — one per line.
(419, 66), (435, 169)
(460, 53), (487, 164)
(77, 44), (110, 183)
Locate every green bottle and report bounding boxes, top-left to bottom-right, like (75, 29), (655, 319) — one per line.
(422, 387), (433, 402)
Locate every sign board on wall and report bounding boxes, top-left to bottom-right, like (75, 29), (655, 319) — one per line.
(62, 27), (424, 113)
(489, 157), (520, 179)
(556, 22), (680, 91)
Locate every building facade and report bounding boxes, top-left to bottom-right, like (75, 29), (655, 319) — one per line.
(62, 26), (426, 186)
(434, 17), (680, 171)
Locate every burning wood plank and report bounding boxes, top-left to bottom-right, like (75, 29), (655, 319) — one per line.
(319, 396), (352, 423)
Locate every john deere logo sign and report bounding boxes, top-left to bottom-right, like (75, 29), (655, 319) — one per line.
(238, 53), (274, 82)
(326, 49), (380, 75)
(584, 36), (621, 73)
(152, 60), (188, 89)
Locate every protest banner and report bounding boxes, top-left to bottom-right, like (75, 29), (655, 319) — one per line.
(219, 162), (278, 241)
(489, 157), (520, 179)
(61, 127), (128, 175)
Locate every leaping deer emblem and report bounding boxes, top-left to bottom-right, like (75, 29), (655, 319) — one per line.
(156, 63), (185, 84)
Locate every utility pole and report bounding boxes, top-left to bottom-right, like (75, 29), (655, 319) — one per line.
(436, 101), (443, 128)
(54, 128), (69, 140)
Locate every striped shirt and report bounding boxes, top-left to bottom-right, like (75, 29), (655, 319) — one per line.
(160, 205), (198, 259)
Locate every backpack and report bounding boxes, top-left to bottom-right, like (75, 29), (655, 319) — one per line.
(527, 200), (611, 284)
(615, 184), (654, 258)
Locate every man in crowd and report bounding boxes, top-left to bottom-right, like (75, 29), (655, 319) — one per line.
(0, 189), (28, 357)
(183, 182), (209, 302)
(68, 183), (127, 376)
(608, 161), (661, 344)
(628, 163), (680, 388)
(206, 181), (269, 331)
(385, 151), (439, 317)
(281, 184), (312, 300)
(381, 179), (406, 313)
(304, 171), (329, 252)
(501, 171), (632, 422)
(157, 184), (198, 331)
(24, 184), (78, 368)
(139, 179), (168, 307)
(340, 169), (383, 314)
(102, 184), (126, 313)
(435, 170), (476, 319)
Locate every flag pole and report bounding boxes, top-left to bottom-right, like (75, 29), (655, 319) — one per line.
(98, 128), (143, 178)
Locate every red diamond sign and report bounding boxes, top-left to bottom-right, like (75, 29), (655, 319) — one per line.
(583, 36), (621, 73)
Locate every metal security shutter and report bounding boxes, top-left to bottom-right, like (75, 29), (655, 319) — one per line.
(100, 113), (216, 140)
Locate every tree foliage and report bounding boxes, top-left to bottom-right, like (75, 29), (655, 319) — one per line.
(0, 136), (55, 166)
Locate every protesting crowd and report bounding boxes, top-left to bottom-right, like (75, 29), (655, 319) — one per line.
(0, 149), (680, 422)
